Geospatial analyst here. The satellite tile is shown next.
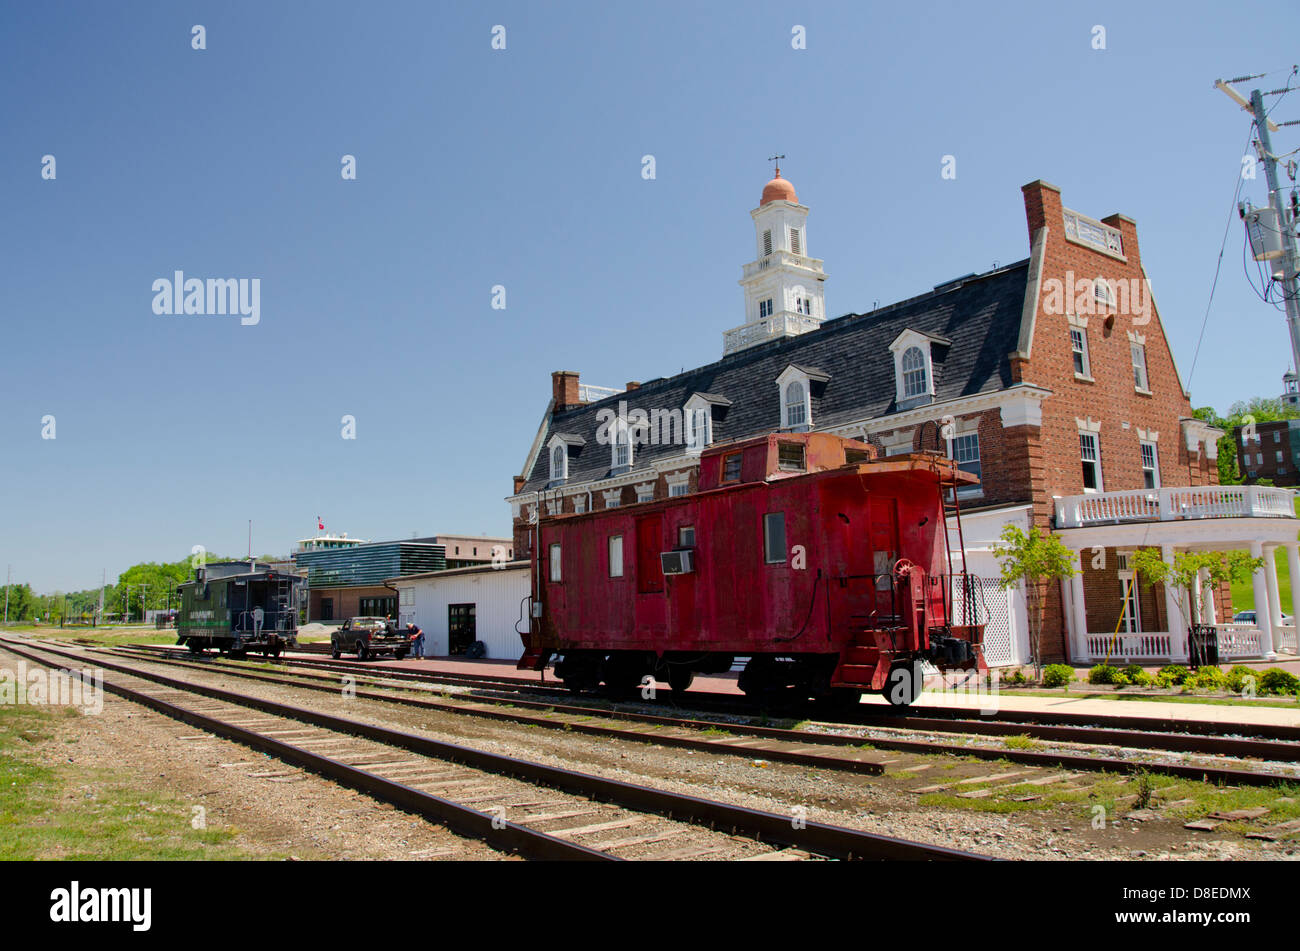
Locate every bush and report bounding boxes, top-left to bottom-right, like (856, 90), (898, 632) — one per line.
(1259, 668), (1300, 696)
(1042, 664), (1075, 688)
(1122, 664), (1145, 681)
(1226, 665), (1257, 693)
(1088, 664), (1128, 685)
(1185, 667), (1228, 691)
(1130, 670), (1156, 688)
(1156, 664), (1191, 686)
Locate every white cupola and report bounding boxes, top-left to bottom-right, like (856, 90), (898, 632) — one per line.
(724, 164), (828, 355)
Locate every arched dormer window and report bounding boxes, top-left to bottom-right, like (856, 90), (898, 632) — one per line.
(889, 329), (945, 408)
(785, 381), (806, 427)
(546, 432), (583, 486)
(775, 365), (825, 433)
(684, 392), (729, 454)
(612, 420), (632, 471)
(901, 347), (927, 398)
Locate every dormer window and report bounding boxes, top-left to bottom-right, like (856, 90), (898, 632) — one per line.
(546, 433), (583, 486)
(775, 365), (826, 433)
(888, 329), (946, 409)
(759, 299), (774, 319)
(901, 347), (927, 397)
(613, 424), (631, 470)
(785, 382), (806, 427)
(684, 392), (729, 454)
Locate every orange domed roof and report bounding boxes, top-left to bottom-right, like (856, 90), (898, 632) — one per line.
(760, 170), (797, 205)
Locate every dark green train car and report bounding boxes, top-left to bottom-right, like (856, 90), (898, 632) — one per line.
(176, 561), (306, 657)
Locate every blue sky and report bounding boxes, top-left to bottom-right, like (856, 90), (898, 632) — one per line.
(2, 0), (1298, 592)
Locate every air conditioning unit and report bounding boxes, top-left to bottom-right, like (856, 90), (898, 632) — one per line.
(661, 550), (694, 575)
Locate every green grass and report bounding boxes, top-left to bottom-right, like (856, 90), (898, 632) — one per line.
(1005, 687), (1299, 708)
(0, 701), (253, 859)
(25, 626), (177, 649)
(1229, 496), (1300, 613)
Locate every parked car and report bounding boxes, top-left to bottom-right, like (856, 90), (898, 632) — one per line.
(332, 616), (408, 660)
(1232, 610), (1293, 625)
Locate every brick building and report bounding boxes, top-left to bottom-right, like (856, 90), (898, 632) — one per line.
(508, 172), (1300, 665)
(1234, 418), (1300, 486)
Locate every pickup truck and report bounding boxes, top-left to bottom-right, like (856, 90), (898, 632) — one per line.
(332, 616), (409, 660)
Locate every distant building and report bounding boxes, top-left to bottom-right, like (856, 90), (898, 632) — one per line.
(295, 539), (446, 621)
(1234, 419), (1300, 486)
(388, 561), (530, 658)
(1283, 370), (1299, 409)
(415, 534), (514, 570)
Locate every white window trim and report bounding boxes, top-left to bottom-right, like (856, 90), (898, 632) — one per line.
(879, 429), (914, 456)
(1079, 428), (1104, 494)
(608, 535), (624, 578)
(946, 422), (983, 498)
(1126, 331), (1151, 394)
(1069, 326), (1093, 381)
(776, 365), (813, 432)
(545, 500), (560, 516)
(888, 329), (937, 404)
(573, 495), (587, 514)
(635, 482), (656, 503)
(609, 417), (634, 472)
(546, 434), (570, 483)
(1140, 440), (1160, 489)
(683, 395), (714, 454)
(666, 471), (691, 496)
(602, 489), (622, 509)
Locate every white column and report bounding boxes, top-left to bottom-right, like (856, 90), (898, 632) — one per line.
(1201, 567), (1217, 625)
(1251, 540), (1278, 660)
(1068, 560), (1088, 661)
(1162, 544), (1187, 662)
(1287, 543), (1300, 654)
(1265, 545), (1283, 627)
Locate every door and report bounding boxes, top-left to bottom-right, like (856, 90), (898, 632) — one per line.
(449, 603), (476, 655)
(636, 516), (664, 594)
(320, 598), (333, 621)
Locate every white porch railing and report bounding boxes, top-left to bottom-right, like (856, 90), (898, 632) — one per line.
(1055, 485), (1296, 528)
(1084, 632), (1173, 660)
(1270, 623), (1297, 655)
(1213, 624), (1268, 659)
(1084, 626), (1273, 662)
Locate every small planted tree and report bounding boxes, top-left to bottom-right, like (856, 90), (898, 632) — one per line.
(992, 525), (1079, 679)
(1130, 548), (1263, 632)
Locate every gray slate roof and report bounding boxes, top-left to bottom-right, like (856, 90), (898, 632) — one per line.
(521, 261), (1030, 492)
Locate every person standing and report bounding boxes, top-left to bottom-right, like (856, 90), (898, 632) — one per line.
(406, 622), (425, 659)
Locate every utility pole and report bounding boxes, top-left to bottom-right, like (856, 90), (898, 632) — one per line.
(98, 569), (105, 626)
(1216, 74), (1300, 376)
(3, 564), (9, 624)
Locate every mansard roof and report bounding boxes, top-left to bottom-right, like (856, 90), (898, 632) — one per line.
(518, 261), (1030, 492)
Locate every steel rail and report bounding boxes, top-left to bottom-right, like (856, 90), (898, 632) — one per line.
(2, 637), (989, 861)
(104, 644), (1300, 787)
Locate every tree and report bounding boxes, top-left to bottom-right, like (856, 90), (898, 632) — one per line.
(992, 525), (1079, 678)
(1130, 548), (1262, 631)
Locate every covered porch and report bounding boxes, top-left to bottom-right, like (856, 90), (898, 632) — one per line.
(1053, 485), (1300, 664)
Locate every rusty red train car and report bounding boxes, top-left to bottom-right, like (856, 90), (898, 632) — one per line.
(517, 431), (985, 706)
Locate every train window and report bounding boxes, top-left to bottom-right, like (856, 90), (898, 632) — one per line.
(722, 452), (743, 482)
(609, 535), (624, 577)
(845, 448), (871, 465)
(549, 543), (562, 582)
(777, 442), (806, 471)
(763, 512), (786, 565)
(678, 525), (695, 548)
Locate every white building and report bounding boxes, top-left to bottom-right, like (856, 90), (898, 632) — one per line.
(388, 562), (530, 659)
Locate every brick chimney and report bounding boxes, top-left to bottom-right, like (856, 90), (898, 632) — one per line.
(1021, 179), (1063, 241)
(513, 475), (526, 494)
(1100, 213), (1141, 268)
(626, 381), (641, 391)
(551, 370), (581, 410)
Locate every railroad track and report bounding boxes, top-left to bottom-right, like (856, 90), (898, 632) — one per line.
(104, 643), (1300, 787)
(0, 637), (986, 862)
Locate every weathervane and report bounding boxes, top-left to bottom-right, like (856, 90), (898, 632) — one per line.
(768, 153), (785, 176)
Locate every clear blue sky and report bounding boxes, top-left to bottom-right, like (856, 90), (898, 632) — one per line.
(2, 0), (1298, 592)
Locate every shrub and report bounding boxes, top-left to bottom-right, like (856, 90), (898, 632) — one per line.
(1042, 664), (1075, 688)
(1088, 664), (1132, 686)
(1122, 664), (1145, 681)
(1157, 664), (1191, 685)
(1005, 667), (1027, 685)
(1259, 668), (1300, 696)
(1130, 670), (1156, 688)
(1226, 665), (1257, 693)
(1186, 667), (1228, 691)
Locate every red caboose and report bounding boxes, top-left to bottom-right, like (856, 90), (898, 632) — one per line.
(518, 432), (985, 706)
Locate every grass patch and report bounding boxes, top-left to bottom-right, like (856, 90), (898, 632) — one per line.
(699, 726), (732, 737)
(0, 702), (252, 859)
(29, 626), (177, 649)
(1002, 733), (1043, 751)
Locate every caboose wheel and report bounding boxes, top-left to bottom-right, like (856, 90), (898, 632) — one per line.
(667, 666), (694, 697)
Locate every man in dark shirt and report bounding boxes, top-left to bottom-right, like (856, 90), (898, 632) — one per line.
(406, 622), (425, 659)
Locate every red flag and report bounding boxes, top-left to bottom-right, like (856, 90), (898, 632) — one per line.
(317, 517), (324, 530)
